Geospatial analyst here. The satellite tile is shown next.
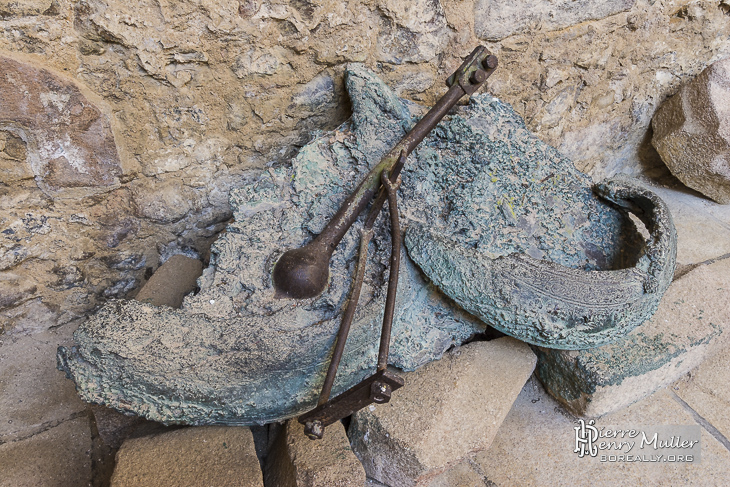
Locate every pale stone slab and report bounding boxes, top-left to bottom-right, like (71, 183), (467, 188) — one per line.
(425, 461), (486, 487)
(349, 338), (536, 487)
(535, 257), (730, 418)
(110, 426), (263, 487)
(0, 329), (87, 442)
(265, 419), (365, 487)
(0, 417), (92, 487)
(134, 254), (203, 308)
(674, 350), (730, 442)
(475, 378), (730, 486)
(646, 180), (730, 266)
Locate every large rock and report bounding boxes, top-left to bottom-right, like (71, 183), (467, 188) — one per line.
(265, 419), (365, 487)
(535, 256), (730, 417)
(348, 338), (536, 487)
(110, 426), (263, 487)
(652, 57), (730, 204)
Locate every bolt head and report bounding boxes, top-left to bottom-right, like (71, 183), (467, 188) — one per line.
(470, 69), (487, 85)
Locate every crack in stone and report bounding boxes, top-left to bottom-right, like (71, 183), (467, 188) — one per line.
(0, 410), (87, 446)
(670, 390), (730, 453)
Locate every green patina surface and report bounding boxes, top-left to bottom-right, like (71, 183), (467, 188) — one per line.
(57, 65), (674, 425)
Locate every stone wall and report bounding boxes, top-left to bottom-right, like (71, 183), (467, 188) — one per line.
(1, 0), (729, 333)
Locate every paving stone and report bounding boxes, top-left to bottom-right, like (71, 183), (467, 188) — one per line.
(535, 257), (730, 418)
(644, 179), (730, 267)
(673, 350), (730, 442)
(110, 425), (263, 487)
(133, 254), (203, 308)
(652, 57), (730, 204)
(0, 416), (92, 487)
(349, 338), (536, 487)
(265, 419), (365, 487)
(0, 328), (87, 443)
(474, 378), (730, 486)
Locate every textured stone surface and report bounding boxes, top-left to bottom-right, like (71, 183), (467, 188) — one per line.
(58, 65), (492, 426)
(0, 329), (87, 443)
(0, 417), (92, 487)
(134, 254), (203, 308)
(0, 0), (54, 18)
(0, 53), (229, 336)
(0, 54), (122, 197)
(652, 56), (730, 204)
(110, 426), (263, 487)
(265, 419), (365, 487)
(405, 176), (677, 349)
(535, 256), (730, 417)
(349, 339), (536, 487)
(425, 461), (487, 487)
(474, 378), (730, 486)
(674, 349), (730, 441)
(474, 0), (635, 41)
(1, 0), (730, 336)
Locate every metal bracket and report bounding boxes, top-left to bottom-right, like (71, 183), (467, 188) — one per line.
(298, 369), (405, 440)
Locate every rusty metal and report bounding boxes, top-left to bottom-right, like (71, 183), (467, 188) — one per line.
(272, 46), (498, 300)
(376, 169), (401, 372)
(301, 167), (405, 439)
(314, 152), (408, 407)
(299, 369), (405, 440)
(291, 46), (498, 440)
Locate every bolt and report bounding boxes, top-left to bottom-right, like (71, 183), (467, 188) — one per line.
(483, 55), (498, 70)
(470, 69), (487, 85)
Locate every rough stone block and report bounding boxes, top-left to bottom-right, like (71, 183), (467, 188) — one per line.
(0, 417), (92, 487)
(265, 419), (365, 487)
(535, 257), (730, 418)
(652, 57), (730, 204)
(475, 378), (730, 485)
(0, 0), (54, 17)
(110, 426), (263, 487)
(134, 254), (203, 308)
(349, 338), (536, 487)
